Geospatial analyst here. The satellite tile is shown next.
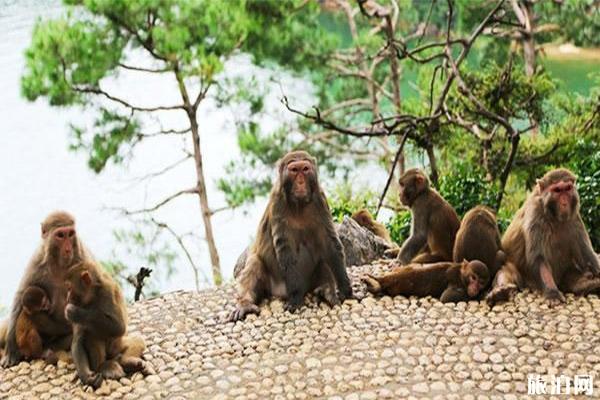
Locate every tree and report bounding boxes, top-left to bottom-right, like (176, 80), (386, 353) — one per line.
(21, 0), (333, 285)
(222, 0), (598, 243)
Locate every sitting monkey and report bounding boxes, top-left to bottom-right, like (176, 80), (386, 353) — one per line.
(65, 261), (148, 388)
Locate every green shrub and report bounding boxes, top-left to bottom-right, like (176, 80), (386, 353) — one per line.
(567, 139), (600, 249)
(327, 184), (378, 223)
(438, 163), (498, 217)
(386, 211), (411, 244)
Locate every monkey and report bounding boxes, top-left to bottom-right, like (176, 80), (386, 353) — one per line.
(396, 168), (461, 265)
(65, 261), (147, 388)
(1, 211), (94, 368)
(65, 261), (147, 386)
(228, 150), (353, 322)
(351, 209), (393, 244)
(487, 168), (600, 306)
(453, 205), (505, 287)
(14, 286), (54, 362)
(361, 260), (489, 302)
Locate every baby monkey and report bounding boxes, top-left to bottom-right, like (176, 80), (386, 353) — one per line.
(362, 260), (489, 302)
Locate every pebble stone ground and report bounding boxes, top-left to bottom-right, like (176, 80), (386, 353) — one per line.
(2, 261), (600, 400)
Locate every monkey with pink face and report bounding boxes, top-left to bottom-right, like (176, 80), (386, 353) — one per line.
(487, 168), (600, 306)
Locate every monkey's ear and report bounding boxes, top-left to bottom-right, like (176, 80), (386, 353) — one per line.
(80, 271), (92, 286)
(41, 224), (48, 238)
(536, 178), (545, 192)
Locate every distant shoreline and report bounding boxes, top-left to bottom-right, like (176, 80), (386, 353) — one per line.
(542, 43), (600, 61)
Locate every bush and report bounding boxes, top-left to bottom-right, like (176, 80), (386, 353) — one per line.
(327, 184), (379, 223)
(438, 163), (498, 217)
(567, 139), (600, 249)
(386, 211), (411, 244)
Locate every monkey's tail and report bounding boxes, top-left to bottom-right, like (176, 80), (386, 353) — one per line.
(361, 274), (382, 295)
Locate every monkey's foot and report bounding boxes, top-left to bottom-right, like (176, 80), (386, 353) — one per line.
(227, 303), (260, 322)
(383, 248), (400, 259)
(313, 286), (340, 307)
(100, 360), (125, 380)
(283, 300), (303, 314)
(1, 349), (22, 368)
(361, 274), (382, 295)
(485, 284), (517, 306)
(543, 289), (566, 307)
(41, 349), (59, 365)
(81, 372), (103, 389)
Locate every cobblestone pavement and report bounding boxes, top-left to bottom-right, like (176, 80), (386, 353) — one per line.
(1, 261), (600, 399)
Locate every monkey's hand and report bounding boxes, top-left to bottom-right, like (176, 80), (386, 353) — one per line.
(65, 304), (87, 324)
(485, 284), (518, 307)
(543, 289), (566, 307)
(227, 303), (260, 322)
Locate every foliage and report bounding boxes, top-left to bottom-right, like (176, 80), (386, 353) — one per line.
(327, 184), (379, 223)
(438, 163), (498, 217)
(386, 211), (412, 245)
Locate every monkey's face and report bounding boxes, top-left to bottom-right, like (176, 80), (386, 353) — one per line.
(65, 267), (94, 306)
(48, 226), (78, 265)
(399, 174), (425, 206)
(462, 261), (489, 298)
(22, 287), (50, 315)
(283, 159), (317, 205)
(542, 179), (578, 222)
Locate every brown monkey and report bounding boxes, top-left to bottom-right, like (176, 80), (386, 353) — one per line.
(453, 206), (505, 282)
(487, 168), (600, 306)
(352, 209), (393, 243)
(362, 260), (489, 302)
(15, 286), (54, 362)
(396, 169), (460, 264)
(1, 211), (93, 367)
(65, 261), (147, 388)
(229, 150), (353, 322)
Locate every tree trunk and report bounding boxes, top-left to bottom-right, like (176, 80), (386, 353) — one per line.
(426, 144), (439, 187)
(189, 111), (222, 285)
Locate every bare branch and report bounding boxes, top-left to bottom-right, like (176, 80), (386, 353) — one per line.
(73, 85), (185, 112)
(118, 63), (170, 74)
(150, 218), (207, 291)
(118, 188), (199, 215)
(376, 128), (410, 216)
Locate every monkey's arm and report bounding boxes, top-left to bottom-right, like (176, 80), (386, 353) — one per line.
(325, 227), (353, 299)
(440, 286), (468, 303)
(525, 226), (565, 303)
(574, 218), (600, 275)
(71, 327), (102, 388)
(397, 212), (428, 264)
(271, 218), (303, 311)
(65, 299), (125, 339)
